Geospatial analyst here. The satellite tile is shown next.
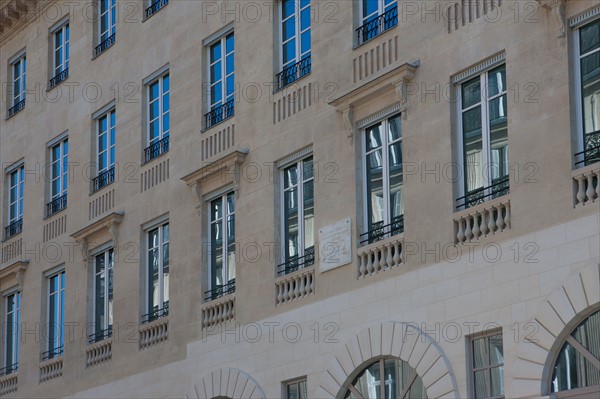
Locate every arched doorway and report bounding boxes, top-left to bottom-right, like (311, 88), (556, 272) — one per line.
(547, 310), (600, 398)
(340, 357), (427, 399)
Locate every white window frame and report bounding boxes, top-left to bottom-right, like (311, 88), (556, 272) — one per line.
(145, 222), (169, 320)
(468, 329), (505, 399)
(50, 138), (69, 201)
(208, 32), (235, 111)
(456, 63), (508, 203)
(51, 21), (69, 78)
(96, 109), (116, 175)
(8, 165), (24, 226)
(146, 73), (170, 147)
(3, 290), (20, 373)
(46, 270), (65, 358)
(11, 55), (26, 107)
(92, 248), (114, 341)
(207, 191), (236, 297)
(360, 0), (397, 26)
(284, 377), (308, 399)
(98, 0), (117, 44)
(279, 156), (314, 269)
(280, 0), (311, 71)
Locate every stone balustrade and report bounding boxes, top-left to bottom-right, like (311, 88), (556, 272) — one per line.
(573, 163), (600, 207)
(201, 295), (235, 329)
(454, 196), (511, 244)
(86, 339), (112, 368)
(0, 373), (17, 396)
(138, 318), (168, 350)
(275, 267), (315, 305)
(357, 234), (404, 278)
(39, 357), (63, 383)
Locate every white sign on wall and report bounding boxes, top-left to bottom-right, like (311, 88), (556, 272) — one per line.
(319, 217), (352, 272)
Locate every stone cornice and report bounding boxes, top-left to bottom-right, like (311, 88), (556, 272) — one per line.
(0, 259), (28, 289)
(538, 0), (568, 37)
(71, 212), (124, 262)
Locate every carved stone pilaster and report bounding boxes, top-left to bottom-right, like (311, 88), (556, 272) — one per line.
(539, 0), (567, 38)
(340, 105), (354, 143)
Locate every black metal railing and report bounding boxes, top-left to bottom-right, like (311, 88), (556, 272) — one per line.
(356, 6), (398, 46)
(95, 33), (115, 57)
(41, 345), (64, 361)
(7, 99), (25, 118)
(145, 0), (169, 19)
(143, 136), (170, 163)
(456, 176), (510, 210)
(0, 363), (18, 376)
(360, 215), (404, 245)
(575, 130), (600, 167)
(4, 218), (23, 239)
(276, 247), (315, 276)
(46, 194), (68, 217)
(91, 167), (116, 193)
(205, 99), (235, 129)
(141, 303), (169, 324)
(204, 279), (236, 301)
(275, 56), (312, 91)
(88, 326), (113, 344)
(48, 68), (69, 90)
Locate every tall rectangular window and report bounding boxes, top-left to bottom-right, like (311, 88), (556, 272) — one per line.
(458, 64), (509, 209)
(285, 378), (308, 399)
(278, 157), (314, 275)
(206, 32), (234, 129)
(44, 271), (65, 360)
(363, 115), (404, 245)
(144, 73), (170, 163)
(2, 291), (20, 375)
(47, 138), (68, 216)
(469, 332), (504, 399)
(145, 223), (169, 322)
(277, 0), (311, 90)
(5, 165), (24, 239)
(91, 249), (113, 343)
(93, 110), (116, 192)
(49, 22), (69, 88)
(95, 0), (116, 56)
(8, 55), (26, 117)
(207, 193), (235, 301)
(358, 0), (398, 45)
(576, 19), (600, 166)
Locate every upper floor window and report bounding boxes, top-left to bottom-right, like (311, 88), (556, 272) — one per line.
(5, 165), (24, 239)
(144, 0), (169, 20)
(95, 0), (116, 57)
(44, 271), (65, 360)
(144, 222), (169, 322)
(49, 21), (69, 89)
(144, 73), (170, 163)
(206, 193), (236, 301)
(2, 291), (20, 376)
(92, 109), (116, 193)
(8, 54), (26, 118)
(362, 115), (404, 245)
(469, 331), (504, 399)
(575, 19), (600, 167)
(278, 156), (314, 275)
(276, 0), (311, 90)
(457, 64), (509, 210)
(47, 138), (68, 217)
(285, 378), (307, 399)
(357, 0), (398, 46)
(90, 248), (114, 343)
(205, 32), (235, 129)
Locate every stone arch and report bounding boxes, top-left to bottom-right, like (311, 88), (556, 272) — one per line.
(186, 368), (266, 399)
(511, 264), (600, 397)
(316, 322), (459, 399)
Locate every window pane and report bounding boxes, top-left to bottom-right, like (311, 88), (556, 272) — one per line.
(287, 383), (299, 399)
(488, 334), (504, 366)
(474, 370), (490, 399)
(283, 40), (296, 65)
(353, 361), (381, 399)
(389, 142), (404, 220)
(487, 65), (506, 98)
(366, 150), (384, 230)
(473, 337), (489, 368)
(489, 95), (508, 181)
(490, 366), (504, 397)
(580, 20), (600, 55)
(581, 51), (600, 136)
(463, 106), (483, 193)
(462, 77), (481, 109)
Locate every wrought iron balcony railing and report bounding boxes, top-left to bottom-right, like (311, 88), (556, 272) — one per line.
(88, 326), (113, 344)
(91, 167), (116, 193)
(7, 99), (25, 119)
(145, 0), (169, 19)
(141, 303), (169, 324)
(275, 56), (311, 91)
(276, 247), (315, 276)
(4, 218), (23, 239)
(143, 136), (170, 164)
(95, 34), (115, 57)
(46, 194), (68, 217)
(456, 176), (510, 210)
(0, 363), (18, 377)
(48, 68), (69, 90)
(360, 215), (404, 245)
(41, 345), (64, 361)
(204, 99), (234, 129)
(204, 279), (236, 301)
(356, 6), (399, 46)
(575, 130), (600, 167)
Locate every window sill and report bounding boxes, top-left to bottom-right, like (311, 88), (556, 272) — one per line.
(2, 230), (22, 243)
(92, 37), (116, 60)
(353, 23), (398, 50)
(6, 102), (25, 120)
(47, 77), (69, 92)
(90, 180), (115, 196)
(142, 0), (169, 22)
(45, 206), (67, 220)
(201, 114), (235, 133)
(274, 72), (311, 94)
(141, 148), (169, 166)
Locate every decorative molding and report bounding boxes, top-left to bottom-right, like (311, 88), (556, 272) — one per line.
(539, 0), (567, 37)
(71, 212), (124, 263)
(0, 260), (29, 289)
(275, 146), (313, 169)
(451, 53), (506, 84)
(186, 368), (266, 399)
(356, 103), (401, 129)
(569, 4), (600, 28)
